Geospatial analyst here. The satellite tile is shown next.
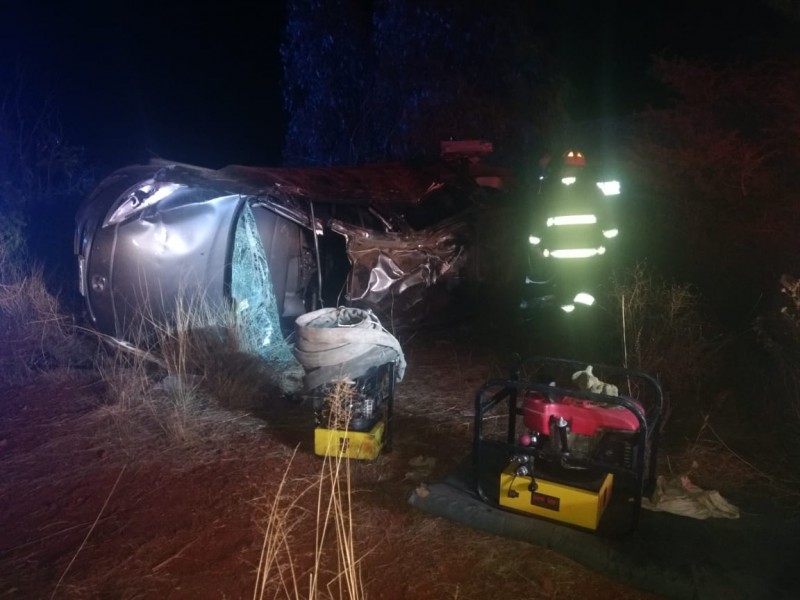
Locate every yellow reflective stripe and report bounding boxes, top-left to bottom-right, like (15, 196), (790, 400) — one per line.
(545, 247), (606, 259)
(546, 214), (597, 227)
(596, 180), (621, 195)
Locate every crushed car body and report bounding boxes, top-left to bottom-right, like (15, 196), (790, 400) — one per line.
(74, 147), (517, 346)
(74, 162), (318, 355)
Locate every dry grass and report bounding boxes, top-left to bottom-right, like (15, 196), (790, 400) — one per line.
(608, 264), (800, 490)
(253, 381), (366, 600)
(252, 448), (311, 600)
(93, 286), (302, 446)
(610, 262), (713, 427)
(312, 381), (365, 600)
(49, 466), (128, 600)
(663, 414), (800, 503)
(0, 245), (91, 386)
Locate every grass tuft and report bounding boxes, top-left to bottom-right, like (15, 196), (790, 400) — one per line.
(0, 243), (92, 385)
(93, 285), (302, 446)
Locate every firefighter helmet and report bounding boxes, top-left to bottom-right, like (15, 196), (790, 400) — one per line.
(563, 149), (586, 167)
(559, 149), (586, 184)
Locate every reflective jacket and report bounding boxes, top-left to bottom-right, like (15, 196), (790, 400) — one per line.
(532, 176), (617, 260)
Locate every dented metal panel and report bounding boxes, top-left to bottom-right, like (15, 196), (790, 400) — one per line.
(75, 163), (315, 341)
(112, 191), (243, 334)
(329, 217), (471, 316)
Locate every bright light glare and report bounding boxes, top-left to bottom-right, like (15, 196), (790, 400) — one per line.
(596, 180), (621, 196)
(549, 247), (605, 259)
(574, 292), (595, 306)
(561, 304), (576, 313)
(546, 214), (597, 227)
(561, 176), (577, 185)
(529, 235), (541, 245)
(603, 228), (619, 239)
(153, 224), (188, 255)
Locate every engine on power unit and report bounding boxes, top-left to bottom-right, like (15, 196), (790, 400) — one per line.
(515, 389), (642, 469)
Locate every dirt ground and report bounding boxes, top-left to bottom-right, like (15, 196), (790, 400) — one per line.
(0, 316), (741, 600)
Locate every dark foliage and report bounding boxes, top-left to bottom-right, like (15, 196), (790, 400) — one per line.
(0, 76), (95, 289)
(626, 56), (800, 321)
(281, 0), (565, 166)
(622, 54), (800, 442)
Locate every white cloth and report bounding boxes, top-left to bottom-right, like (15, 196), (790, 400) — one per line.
(641, 475), (740, 520)
(571, 365), (619, 396)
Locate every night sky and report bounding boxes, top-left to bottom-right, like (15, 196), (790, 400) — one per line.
(1, 1), (286, 169)
(1, 1), (793, 170)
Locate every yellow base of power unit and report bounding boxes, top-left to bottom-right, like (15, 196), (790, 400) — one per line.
(498, 464), (614, 530)
(314, 421), (384, 460)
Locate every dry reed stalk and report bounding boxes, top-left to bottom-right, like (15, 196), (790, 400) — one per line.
(310, 379), (364, 600)
(253, 448), (305, 600)
(252, 380), (366, 600)
(50, 465), (127, 599)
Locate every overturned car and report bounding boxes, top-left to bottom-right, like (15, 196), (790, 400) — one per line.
(74, 150), (518, 347)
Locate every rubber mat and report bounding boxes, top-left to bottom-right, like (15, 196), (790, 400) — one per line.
(408, 459), (798, 600)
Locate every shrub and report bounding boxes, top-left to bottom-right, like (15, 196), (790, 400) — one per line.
(753, 274), (800, 427)
(609, 262), (714, 427)
(0, 242), (88, 385)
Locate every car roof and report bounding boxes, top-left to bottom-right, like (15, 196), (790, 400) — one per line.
(149, 158), (514, 208)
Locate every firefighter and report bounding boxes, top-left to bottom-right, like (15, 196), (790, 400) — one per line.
(524, 149), (619, 313)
